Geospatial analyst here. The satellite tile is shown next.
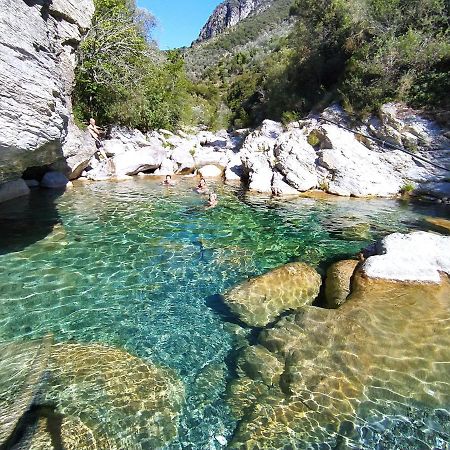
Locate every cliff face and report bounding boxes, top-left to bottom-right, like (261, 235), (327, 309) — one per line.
(0, 0), (94, 190)
(196, 0), (271, 43)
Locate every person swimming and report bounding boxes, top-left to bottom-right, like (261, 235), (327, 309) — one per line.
(206, 192), (218, 209)
(196, 177), (208, 194)
(163, 174), (175, 186)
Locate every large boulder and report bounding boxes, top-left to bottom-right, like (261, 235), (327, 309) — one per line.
(274, 130), (318, 191)
(0, 179), (30, 203)
(316, 124), (405, 197)
(362, 231), (450, 283)
(0, 0), (94, 187)
(225, 153), (244, 182)
(199, 164), (223, 178)
(223, 262), (322, 327)
(41, 171), (71, 189)
(51, 122), (97, 179)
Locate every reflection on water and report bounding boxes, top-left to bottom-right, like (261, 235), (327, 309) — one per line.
(0, 178), (449, 448)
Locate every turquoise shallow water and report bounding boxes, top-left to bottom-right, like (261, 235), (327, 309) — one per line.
(0, 178), (449, 448)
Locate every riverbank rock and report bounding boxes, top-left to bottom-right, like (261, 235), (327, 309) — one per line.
(324, 259), (359, 308)
(223, 262), (322, 327)
(237, 103), (449, 198)
(362, 231), (450, 283)
(199, 164), (223, 178)
(0, 0), (94, 198)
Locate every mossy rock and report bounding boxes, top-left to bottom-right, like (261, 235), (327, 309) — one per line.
(223, 262), (322, 327)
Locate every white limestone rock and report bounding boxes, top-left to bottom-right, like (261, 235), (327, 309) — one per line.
(0, 0), (94, 201)
(199, 165), (223, 178)
(317, 124), (404, 197)
(225, 153), (244, 182)
(274, 130), (318, 192)
(113, 148), (167, 176)
(362, 231), (450, 283)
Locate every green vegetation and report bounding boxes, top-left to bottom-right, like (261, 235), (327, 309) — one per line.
(188, 0), (449, 128)
(75, 0), (449, 132)
(400, 183), (415, 195)
(74, 0), (190, 131)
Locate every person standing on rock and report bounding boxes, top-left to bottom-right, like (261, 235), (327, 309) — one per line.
(88, 118), (107, 159)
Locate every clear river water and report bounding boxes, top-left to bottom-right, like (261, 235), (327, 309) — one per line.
(0, 178), (448, 449)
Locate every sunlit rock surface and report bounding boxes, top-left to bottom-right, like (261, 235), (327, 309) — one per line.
(0, 0), (94, 188)
(1, 341), (184, 449)
(362, 231), (450, 283)
(223, 262), (321, 327)
(0, 336), (53, 445)
(228, 274), (450, 449)
(425, 216), (450, 235)
(324, 259), (359, 308)
(42, 343), (184, 449)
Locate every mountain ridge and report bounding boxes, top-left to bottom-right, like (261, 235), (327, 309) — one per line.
(195, 0), (273, 43)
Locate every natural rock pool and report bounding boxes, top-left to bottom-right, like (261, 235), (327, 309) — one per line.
(0, 178), (449, 449)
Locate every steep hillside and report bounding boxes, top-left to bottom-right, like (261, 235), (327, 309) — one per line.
(184, 0), (293, 78)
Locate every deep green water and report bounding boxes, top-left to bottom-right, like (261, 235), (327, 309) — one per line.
(0, 178), (448, 449)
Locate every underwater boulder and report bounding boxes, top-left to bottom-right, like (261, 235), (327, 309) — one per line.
(40, 343), (184, 449)
(223, 262), (322, 327)
(425, 216), (450, 235)
(227, 267), (450, 449)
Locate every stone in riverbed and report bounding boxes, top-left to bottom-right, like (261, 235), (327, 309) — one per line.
(41, 343), (184, 449)
(424, 216), (450, 234)
(228, 272), (450, 449)
(40, 171), (71, 189)
(223, 262), (322, 327)
(324, 259), (359, 308)
(199, 164), (223, 178)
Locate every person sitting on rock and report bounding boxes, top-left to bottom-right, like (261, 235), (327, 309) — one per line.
(196, 177), (208, 194)
(206, 192), (218, 209)
(163, 174), (175, 186)
(88, 118), (107, 159)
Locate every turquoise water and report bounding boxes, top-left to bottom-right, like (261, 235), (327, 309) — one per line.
(0, 178), (448, 448)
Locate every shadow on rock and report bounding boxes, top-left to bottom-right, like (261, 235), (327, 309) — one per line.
(0, 189), (63, 255)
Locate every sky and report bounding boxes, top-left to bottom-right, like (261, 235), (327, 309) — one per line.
(136, 0), (221, 49)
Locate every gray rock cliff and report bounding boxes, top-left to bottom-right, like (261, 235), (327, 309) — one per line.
(196, 0), (270, 43)
(0, 0), (95, 197)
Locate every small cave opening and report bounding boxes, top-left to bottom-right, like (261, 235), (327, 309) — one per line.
(22, 165), (51, 182)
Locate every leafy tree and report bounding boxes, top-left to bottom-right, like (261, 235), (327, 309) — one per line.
(74, 0), (189, 131)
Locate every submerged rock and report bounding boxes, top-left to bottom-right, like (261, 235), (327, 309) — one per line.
(223, 262), (322, 327)
(0, 179), (30, 203)
(324, 259), (359, 308)
(40, 343), (184, 449)
(40, 172), (71, 189)
(0, 336), (53, 445)
(425, 216), (450, 234)
(228, 273), (450, 449)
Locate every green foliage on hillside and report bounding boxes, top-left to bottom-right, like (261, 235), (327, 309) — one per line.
(74, 0), (189, 131)
(185, 0), (294, 77)
(194, 0), (449, 128)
